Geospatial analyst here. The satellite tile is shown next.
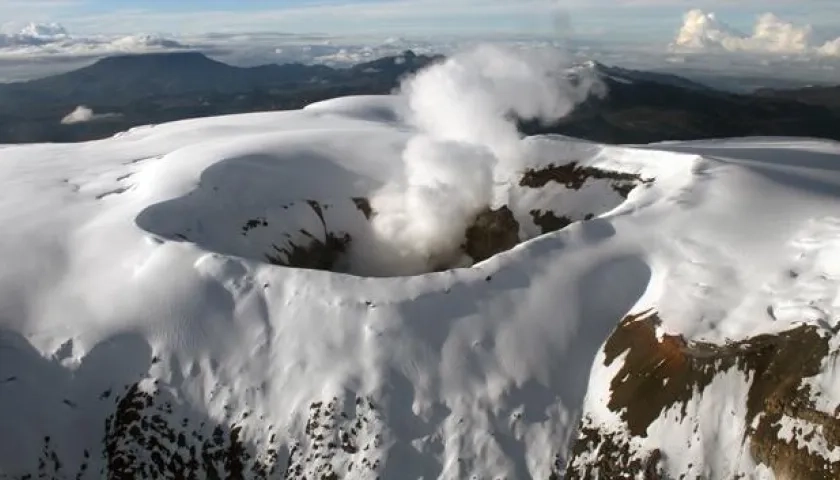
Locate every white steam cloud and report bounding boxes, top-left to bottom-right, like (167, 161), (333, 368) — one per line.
(672, 10), (840, 57)
(365, 137), (496, 274)
(402, 45), (597, 164)
(350, 45), (601, 276)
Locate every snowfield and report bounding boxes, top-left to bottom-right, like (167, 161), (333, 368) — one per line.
(2, 47), (840, 479)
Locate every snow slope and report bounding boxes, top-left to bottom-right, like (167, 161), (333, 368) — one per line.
(2, 51), (840, 478)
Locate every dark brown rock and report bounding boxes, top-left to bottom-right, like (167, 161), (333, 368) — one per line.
(464, 206), (520, 263)
(565, 309), (840, 479)
(519, 161), (651, 198)
(530, 210), (573, 234)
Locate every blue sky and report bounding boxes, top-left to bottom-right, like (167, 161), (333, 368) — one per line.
(1, 0), (838, 40)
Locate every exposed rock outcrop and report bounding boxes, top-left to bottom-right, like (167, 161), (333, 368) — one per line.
(564, 310), (840, 479)
(520, 161), (651, 198)
(463, 206), (520, 263)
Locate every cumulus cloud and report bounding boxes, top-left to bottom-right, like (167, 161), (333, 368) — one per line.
(0, 22), (189, 58)
(819, 38), (840, 57)
(17, 22), (68, 41)
(672, 10), (840, 57)
(61, 106), (121, 125)
(672, 10), (742, 50)
(0, 22), (68, 47)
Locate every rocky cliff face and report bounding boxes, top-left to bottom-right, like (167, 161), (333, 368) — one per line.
(564, 310), (840, 479)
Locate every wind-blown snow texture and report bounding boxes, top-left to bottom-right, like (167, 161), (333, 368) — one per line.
(2, 46), (840, 479)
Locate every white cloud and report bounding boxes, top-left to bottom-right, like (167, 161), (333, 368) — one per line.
(672, 10), (739, 50)
(819, 38), (840, 57)
(0, 11), (836, 90)
(0, 21), (561, 80)
(18, 22), (68, 40)
(61, 105), (94, 124)
(672, 9), (840, 57)
(0, 22), (189, 58)
(61, 105), (120, 124)
(0, 22), (69, 47)
(108, 34), (184, 51)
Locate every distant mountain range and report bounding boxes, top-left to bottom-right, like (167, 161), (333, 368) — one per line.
(0, 51), (838, 144)
(755, 85), (840, 108)
(1, 51), (435, 106)
(0, 51), (439, 143)
(525, 61), (840, 144)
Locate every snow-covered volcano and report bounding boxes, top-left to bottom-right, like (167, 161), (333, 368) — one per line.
(2, 46), (840, 479)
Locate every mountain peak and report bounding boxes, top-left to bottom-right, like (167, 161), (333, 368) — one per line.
(92, 51), (219, 68)
(577, 60), (712, 91)
(582, 59), (607, 70)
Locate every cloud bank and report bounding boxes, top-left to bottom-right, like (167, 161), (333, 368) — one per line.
(672, 10), (840, 57)
(0, 22), (189, 58)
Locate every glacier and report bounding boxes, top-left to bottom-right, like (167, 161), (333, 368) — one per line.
(1, 56), (840, 478)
